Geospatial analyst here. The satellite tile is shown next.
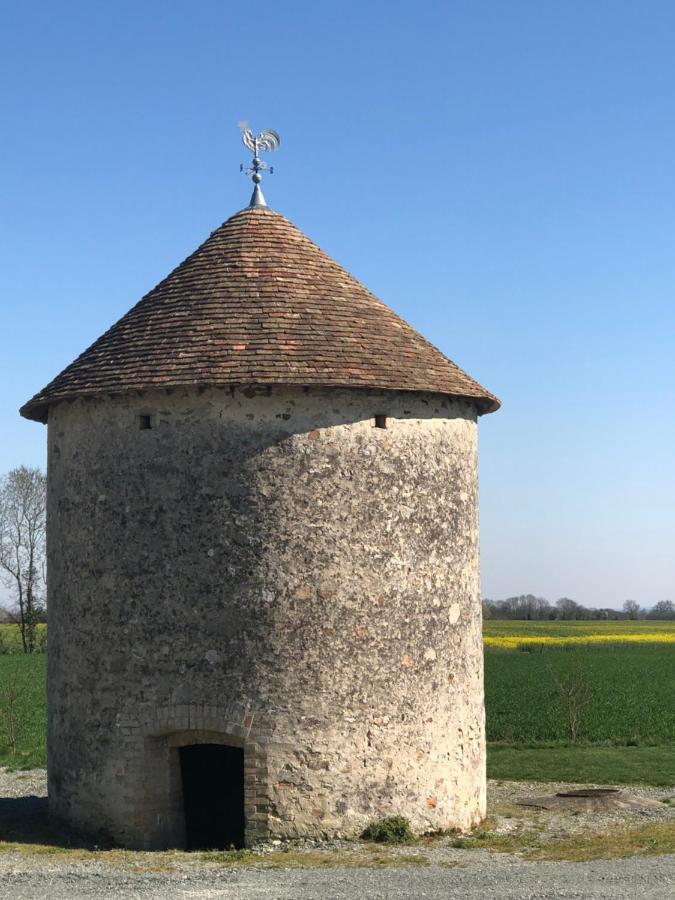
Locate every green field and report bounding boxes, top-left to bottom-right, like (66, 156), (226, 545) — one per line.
(484, 644), (674, 743)
(487, 744), (675, 785)
(484, 618), (674, 783)
(0, 621), (673, 782)
(0, 655), (46, 769)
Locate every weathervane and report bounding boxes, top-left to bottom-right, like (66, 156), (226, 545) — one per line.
(238, 121), (281, 208)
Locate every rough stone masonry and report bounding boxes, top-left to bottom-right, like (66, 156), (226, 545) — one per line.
(21, 204), (499, 848)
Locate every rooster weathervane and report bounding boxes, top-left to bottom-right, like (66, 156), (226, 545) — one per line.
(238, 121), (281, 208)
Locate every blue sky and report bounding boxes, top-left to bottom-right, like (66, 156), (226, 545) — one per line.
(1, 1), (673, 608)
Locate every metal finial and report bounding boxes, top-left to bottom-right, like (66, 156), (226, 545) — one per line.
(238, 121), (281, 208)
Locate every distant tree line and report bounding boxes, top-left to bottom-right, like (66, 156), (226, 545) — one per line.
(482, 594), (675, 621)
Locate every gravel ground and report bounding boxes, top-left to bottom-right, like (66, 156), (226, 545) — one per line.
(0, 769), (45, 800)
(0, 769), (673, 899)
(1, 855), (674, 900)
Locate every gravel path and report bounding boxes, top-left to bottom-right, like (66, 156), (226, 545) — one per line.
(1, 855), (674, 900)
(0, 769), (673, 899)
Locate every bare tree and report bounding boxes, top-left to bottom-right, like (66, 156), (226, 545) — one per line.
(647, 600), (675, 620)
(0, 467), (47, 653)
(556, 597), (580, 620)
(548, 661), (591, 743)
(0, 664), (22, 755)
(622, 599), (640, 620)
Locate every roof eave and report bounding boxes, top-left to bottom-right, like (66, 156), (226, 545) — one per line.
(20, 382), (500, 425)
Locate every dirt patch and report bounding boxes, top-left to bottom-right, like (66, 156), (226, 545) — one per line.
(488, 779), (674, 835)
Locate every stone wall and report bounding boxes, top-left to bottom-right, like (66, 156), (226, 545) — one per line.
(46, 385), (485, 847)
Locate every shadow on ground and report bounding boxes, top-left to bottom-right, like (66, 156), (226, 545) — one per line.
(0, 796), (107, 849)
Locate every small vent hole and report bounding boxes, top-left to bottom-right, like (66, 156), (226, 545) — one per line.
(374, 414), (388, 429)
(139, 414), (152, 430)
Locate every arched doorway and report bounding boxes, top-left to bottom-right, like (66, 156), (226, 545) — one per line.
(142, 723), (267, 850)
(179, 743), (245, 850)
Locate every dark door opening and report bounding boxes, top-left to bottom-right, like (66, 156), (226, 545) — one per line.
(179, 743), (245, 850)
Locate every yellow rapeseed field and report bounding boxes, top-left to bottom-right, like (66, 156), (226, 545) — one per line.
(483, 619), (675, 650)
(484, 632), (675, 650)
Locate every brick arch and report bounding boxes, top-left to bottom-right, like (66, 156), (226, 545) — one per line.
(144, 701), (256, 740)
(140, 706), (268, 849)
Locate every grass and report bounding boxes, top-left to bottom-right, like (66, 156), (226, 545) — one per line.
(361, 815), (415, 844)
(442, 821), (675, 862)
(0, 655), (46, 769)
(484, 620), (674, 783)
(1, 824), (672, 866)
(0, 841), (432, 869)
(487, 744), (675, 785)
(529, 823), (675, 862)
(484, 644), (675, 744)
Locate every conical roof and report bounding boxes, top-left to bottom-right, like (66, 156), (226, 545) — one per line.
(20, 206), (499, 422)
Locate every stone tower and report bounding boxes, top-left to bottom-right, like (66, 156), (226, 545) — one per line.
(21, 192), (499, 849)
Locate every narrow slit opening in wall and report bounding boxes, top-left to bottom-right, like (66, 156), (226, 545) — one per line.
(374, 414), (388, 429)
(179, 744), (245, 850)
(139, 414), (152, 430)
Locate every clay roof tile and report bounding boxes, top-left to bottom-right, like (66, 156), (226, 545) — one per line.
(20, 206), (499, 422)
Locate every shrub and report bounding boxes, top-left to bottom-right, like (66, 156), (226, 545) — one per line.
(361, 815), (415, 844)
